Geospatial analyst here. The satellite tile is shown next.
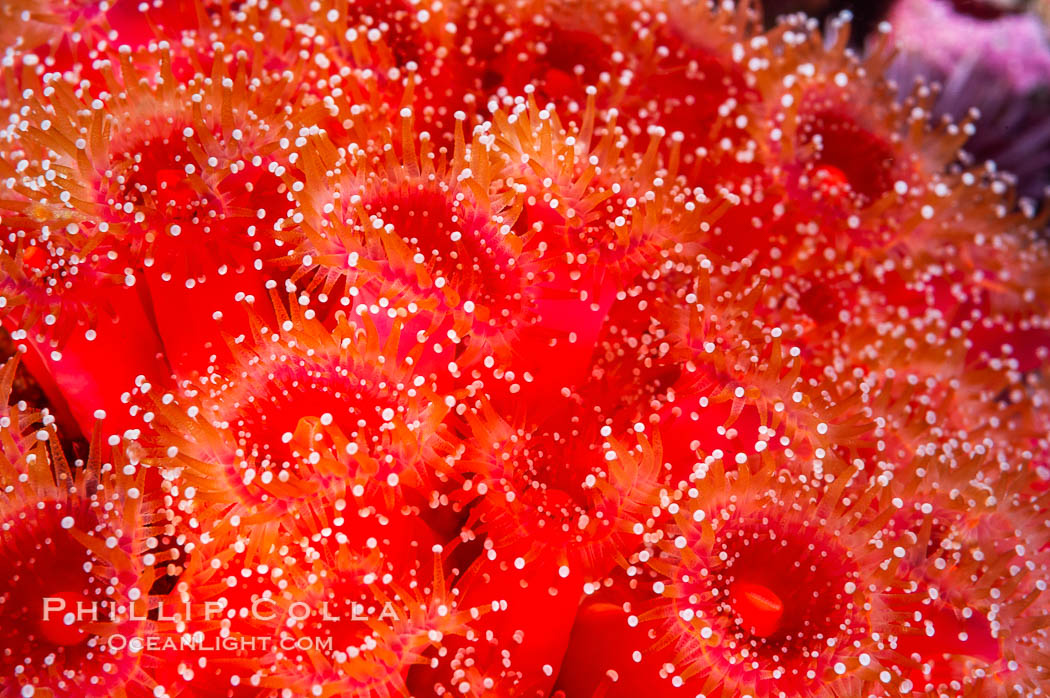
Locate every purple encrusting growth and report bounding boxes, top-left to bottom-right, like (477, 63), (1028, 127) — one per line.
(885, 0), (1050, 200)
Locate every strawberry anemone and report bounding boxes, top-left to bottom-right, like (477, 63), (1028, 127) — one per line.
(730, 22), (1044, 379)
(265, 497), (474, 698)
(0, 207), (123, 345)
(580, 262), (692, 427)
(931, 176), (1050, 372)
(804, 330), (1050, 511)
(288, 0), (453, 72)
(575, 258), (776, 460)
(759, 30), (936, 211)
(286, 116), (538, 372)
(492, 95), (691, 277)
(756, 16), (967, 208)
(721, 151), (1050, 401)
(483, 96), (724, 406)
(0, 0), (197, 69)
(452, 0), (755, 154)
(0, 195), (170, 436)
(144, 519), (290, 698)
(449, 0), (626, 114)
(312, 0), (461, 134)
(880, 453), (1050, 694)
(875, 503), (1006, 693)
(1, 41), (316, 385)
(641, 266), (874, 485)
(771, 173), (1050, 371)
(271, 563), (461, 698)
(0, 360), (155, 697)
(409, 402), (661, 696)
(140, 297), (455, 523)
(464, 401), (661, 577)
(684, 48), (888, 308)
(144, 454), (448, 697)
(620, 0), (761, 187)
(698, 18), (968, 291)
(555, 462), (990, 697)
(207, 0), (463, 145)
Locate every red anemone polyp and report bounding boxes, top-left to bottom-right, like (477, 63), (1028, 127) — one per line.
(147, 523), (290, 698)
(302, 0), (453, 73)
(142, 299), (453, 520)
(1, 503), (126, 679)
(461, 400), (659, 578)
(349, 179), (531, 350)
(662, 499), (865, 695)
(582, 265), (688, 424)
(0, 0), (195, 65)
(0, 219), (121, 342)
(267, 509), (462, 698)
(548, 465), (882, 697)
(477, 96), (720, 406)
(624, 0), (760, 179)
(491, 95), (695, 278)
(559, 462), (933, 697)
(791, 99), (906, 205)
(288, 119), (537, 364)
(6, 43), (300, 273)
(879, 460), (1050, 693)
(1, 40), (310, 377)
(449, 0), (623, 111)
(0, 367), (152, 697)
(753, 18), (970, 225)
(101, 123), (290, 273)
(272, 575), (435, 697)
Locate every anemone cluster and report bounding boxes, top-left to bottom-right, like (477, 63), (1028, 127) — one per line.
(2, 1), (1050, 697)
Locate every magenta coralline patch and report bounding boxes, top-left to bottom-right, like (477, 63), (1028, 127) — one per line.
(889, 0), (1050, 92)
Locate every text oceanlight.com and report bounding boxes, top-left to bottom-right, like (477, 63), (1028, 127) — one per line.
(106, 633), (336, 653)
(41, 596), (406, 655)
